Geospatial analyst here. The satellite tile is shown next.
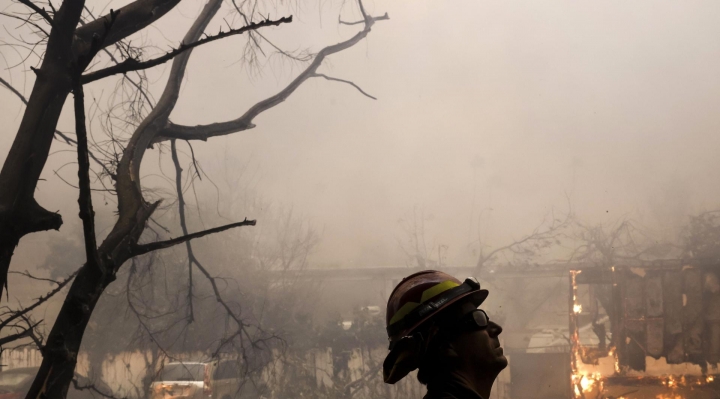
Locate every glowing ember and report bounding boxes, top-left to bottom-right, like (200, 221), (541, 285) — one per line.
(573, 303), (583, 314)
(662, 375), (676, 388)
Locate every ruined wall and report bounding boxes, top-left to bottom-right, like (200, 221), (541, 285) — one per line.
(618, 266), (720, 371)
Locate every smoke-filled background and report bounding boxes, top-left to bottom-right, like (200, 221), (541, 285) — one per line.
(4, 0), (720, 268)
(2, 0), (720, 398)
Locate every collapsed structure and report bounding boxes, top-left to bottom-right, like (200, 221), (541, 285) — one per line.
(570, 261), (720, 399)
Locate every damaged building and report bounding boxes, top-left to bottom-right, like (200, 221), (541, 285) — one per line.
(569, 261), (720, 399)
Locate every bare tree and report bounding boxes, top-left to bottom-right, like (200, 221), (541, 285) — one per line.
(682, 210), (720, 262)
(0, 0), (388, 396)
(396, 206), (441, 269)
(0, 0), (189, 299)
(565, 218), (675, 266)
(396, 202), (572, 273)
(472, 206), (573, 274)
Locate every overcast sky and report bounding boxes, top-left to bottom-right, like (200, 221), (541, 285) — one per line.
(3, 0), (720, 269)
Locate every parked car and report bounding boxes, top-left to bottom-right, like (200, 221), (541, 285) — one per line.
(0, 366), (115, 399)
(150, 360), (262, 399)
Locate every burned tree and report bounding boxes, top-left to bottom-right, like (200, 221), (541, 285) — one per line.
(0, 0), (388, 397)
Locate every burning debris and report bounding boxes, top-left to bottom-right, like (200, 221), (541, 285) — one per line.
(569, 264), (720, 399)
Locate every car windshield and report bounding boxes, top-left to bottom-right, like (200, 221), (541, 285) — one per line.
(0, 370), (34, 388)
(159, 364), (204, 382)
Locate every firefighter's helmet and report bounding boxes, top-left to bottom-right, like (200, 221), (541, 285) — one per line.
(383, 270), (488, 383)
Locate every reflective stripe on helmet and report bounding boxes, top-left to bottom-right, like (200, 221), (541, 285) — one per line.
(387, 280), (459, 327)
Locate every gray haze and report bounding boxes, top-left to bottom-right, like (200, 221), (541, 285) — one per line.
(3, 0), (720, 270)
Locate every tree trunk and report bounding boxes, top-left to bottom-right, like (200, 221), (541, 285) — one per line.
(0, 0), (184, 300)
(0, 7), (79, 297)
(25, 260), (109, 399)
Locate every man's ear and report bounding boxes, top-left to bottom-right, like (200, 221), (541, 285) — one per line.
(439, 331), (463, 360)
(422, 325), (441, 356)
(442, 340), (460, 359)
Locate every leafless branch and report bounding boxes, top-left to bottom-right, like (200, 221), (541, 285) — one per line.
(357, 0), (370, 20)
(338, 18), (365, 26)
(476, 207), (573, 272)
(8, 270), (62, 285)
(0, 74), (114, 177)
(0, 76), (26, 103)
(72, 79), (102, 271)
(344, 363), (383, 397)
(170, 140), (194, 322)
(0, 317), (41, 346)
(312, 73), (376, 100)
(0, 268), (78, 331)
(339, 12), (388, 26)
(81, 16), (292, 84)
(0, 0), (387, 394)
(17, 0), (53, 26)
(168, 138), (283, 364)
(0, 10), (50, 37)
(132, 219), (256, 256)
(125, 259), (176, 362)
(73, 0), (182, 57)
(156, 11), (389, 142)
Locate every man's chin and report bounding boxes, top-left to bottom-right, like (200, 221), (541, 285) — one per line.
(493, 351), (509, 370)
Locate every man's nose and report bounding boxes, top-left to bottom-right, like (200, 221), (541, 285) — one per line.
(487, 321), (503, 337)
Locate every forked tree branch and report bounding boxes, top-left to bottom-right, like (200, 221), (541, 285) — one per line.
(81, 16), (292, 84)
(0, 319), (42, 347)
(155, 10), (389, 142)
(0, 0), (389, 393)
(111, 0), (265, 237)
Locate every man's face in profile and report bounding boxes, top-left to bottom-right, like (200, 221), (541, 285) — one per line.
(446, 302), (508, 374)
(458, 319), (508, 373)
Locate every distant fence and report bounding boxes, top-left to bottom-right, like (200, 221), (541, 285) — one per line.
(1, 347), (42, 369)
(0, 347), (510, 399)
(1, 348), (150, 398)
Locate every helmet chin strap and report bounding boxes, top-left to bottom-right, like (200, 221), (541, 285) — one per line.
(384, 324), (442, 379)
